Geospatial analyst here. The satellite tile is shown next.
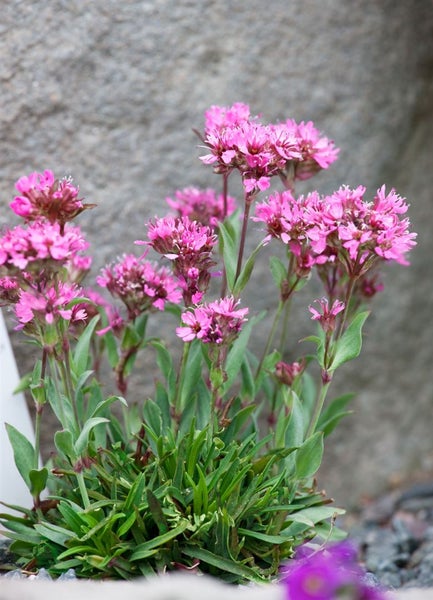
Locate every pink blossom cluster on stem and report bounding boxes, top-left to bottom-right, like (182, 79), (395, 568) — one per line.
(138, 215), (218, 306)
(0, 170), (93, 331)
(200, 102), (339, 193)
(176, 296), (248, 346)
(97, 253), (182, 319)
(10, 169), (94, 228)
(254, 185), (416, 272)
(166, 186), (236, 227)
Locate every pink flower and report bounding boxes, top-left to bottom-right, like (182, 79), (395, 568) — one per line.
(97, 253), (182, 319)
(274, 360), (305, 387)
(15, 281), (86, 328)
(200, 105), (339, 190)
(10, 171), (94, 226)
(281, 541), (386, 600)
(176, 296), (248, 345)
(0, 277), (20, 305)
(166, 187), (236, 226)
(0, 221), (89, 273)
(139, 216), (217, 306)
(285, 119), (339, 180)
(204, 102), (252, 133)
(309, 297), (345, 333)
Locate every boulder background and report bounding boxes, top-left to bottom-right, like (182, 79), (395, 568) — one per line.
(1, 0), (433, 508)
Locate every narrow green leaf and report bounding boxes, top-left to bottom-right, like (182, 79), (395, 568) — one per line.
(74, 417), (109, 455)
(317, 392), (356, 436)
(222, 313), (264, 394)
(295, 431), (324, 479)
(218, 220), (238, 292)
(269, 256), (287, 288)
(238, 528), (293, 545)
(130, 520), (189, 560)
(330, 311), (370, 371)
(34, 522), (74, 547)
(5, 423), (35, 490)
(182, 546), (263, 582)
(232, 240), (263, 296)
(55, 429), (77, 462)
(72, 315), (100, 375)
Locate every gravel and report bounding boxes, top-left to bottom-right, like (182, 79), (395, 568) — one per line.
(348, 481), (433, 591)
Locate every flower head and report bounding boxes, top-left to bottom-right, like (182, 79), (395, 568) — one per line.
(309, 297), (345, 333)
(166, 187), (236, 227)
(15, 281), (86, 329)
(176, 296), (248, 346)
(0, 221), (89, 275)
(10, 170), (94, 226)
(200, 105), (337, 191)
(281, 541), (385, 600)
(139, 216), (217, 306)
(284, 119), (339, 180)
(97, 253), (182, 319)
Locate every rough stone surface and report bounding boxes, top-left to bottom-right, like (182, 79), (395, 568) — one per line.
(1, 0), (433, 507)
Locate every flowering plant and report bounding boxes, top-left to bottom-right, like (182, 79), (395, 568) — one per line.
(0, 103), (416, 583)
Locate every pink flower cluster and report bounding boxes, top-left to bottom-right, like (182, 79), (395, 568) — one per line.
(0, 221), (89, 273)
(176, 296), (248, 345)
(15, 282), (87, 330)
(281, 541), (385, 600)
(201, 103), (339, 193)
(254, 184), (417, 276)
(139, 215), (217, 306)
(10, 170), (93, 227)
(97, 253), (182, 319)
(166, 186), (236, 227)
(0, 171), (93, 331)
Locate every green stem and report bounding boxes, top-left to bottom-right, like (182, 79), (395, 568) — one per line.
(255, 299), (285, 379)
(278, 296), (292, 355)
(76, 471), (90, 509)
(58, 355), (80, 429)
(34, 406), (42, 471)
(48, 355), (67, 427)
(306, 380), (331, 438)
(174, 342), (191, 421)
(235, 195), (253, 284)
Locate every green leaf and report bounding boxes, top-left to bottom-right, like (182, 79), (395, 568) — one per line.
(238, 528), (293, 545)
(330, 311), (370, 371)
(295, 431), (324, 479)
(150, 340), (176, 397)
(130, 520), (189, 560)
(269, 256), (287, 288)
(72, 315), (100, 375)
(74, 417), (109, 455)
(55, 429), (77, 462)
(233, 240), (263, 296)
(5, 423), (35, 490)
(88, 394), (127, 419)
(218, 219), (238, 292)
(33, 522), (74, 547)
(285, 393), (305, 447)
(180, 340), (205, 411)
(317, 393), (355, 436)
(222, 313), (264, 394)
(182, 546), (264, 582)
(29, 468), (48, 496)
(142, 399), (162, 438)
